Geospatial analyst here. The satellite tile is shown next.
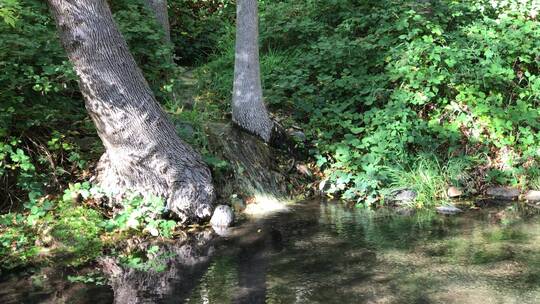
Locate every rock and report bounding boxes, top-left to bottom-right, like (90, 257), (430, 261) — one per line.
(436, 205), (462, 215)
(287, 129), (307, 142)
(389, 189), (417, 203)
(210, 205), (234, 228)
(447, 186), (463, 198)
(486, 187), (520, 200)
(524, 190), (540, 202)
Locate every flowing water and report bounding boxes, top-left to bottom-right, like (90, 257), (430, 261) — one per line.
(2, 201), (540, 303)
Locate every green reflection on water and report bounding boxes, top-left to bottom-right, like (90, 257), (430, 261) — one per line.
(185, 256), (239, 304)
(186, 202), (540, 304)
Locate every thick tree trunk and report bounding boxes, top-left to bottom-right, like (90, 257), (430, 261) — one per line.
(232, 0), (273, 143)
(143, 0), (171, 44)
(47, 0), (214, 223)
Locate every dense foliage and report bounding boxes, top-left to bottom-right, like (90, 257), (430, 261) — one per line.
(198, 0), (540, 205)
(0, 0), (213, 271)
(169, 0), (235, 65)
(2, 0), (540, 272)
(0, 0), (183, 209)
(0, 182), (177, 271)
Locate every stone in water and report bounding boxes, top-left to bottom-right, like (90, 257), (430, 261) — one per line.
(210, 205), (234, 228)
(436, 205), (462, 215)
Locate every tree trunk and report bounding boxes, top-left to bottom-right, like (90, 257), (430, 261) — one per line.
(143, 0), (171, 44)
(232, 0), (273, 143)
(47, 0), (214, 223)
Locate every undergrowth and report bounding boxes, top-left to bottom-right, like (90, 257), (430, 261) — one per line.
(0, 182), (181, 272)
(197, 0), (540, 206)
(0, 0), (229, 272)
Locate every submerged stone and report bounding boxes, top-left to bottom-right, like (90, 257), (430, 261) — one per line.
(436, 205), (462, 215)
(395, 207), (415, 216)
(486, 187), (520, 200)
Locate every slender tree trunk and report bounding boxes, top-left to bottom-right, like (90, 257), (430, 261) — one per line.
(47, 0), (214, 223)
(143, 0), (176, 104)
(232, 0), (273, 143)
(143, 0), (171, 44)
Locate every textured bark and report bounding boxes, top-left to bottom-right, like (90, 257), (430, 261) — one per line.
(143, 0), (171, 44)
(47, 0), (214, 223)
(206, 123), (290, 203)
(232, 0), (273, 142)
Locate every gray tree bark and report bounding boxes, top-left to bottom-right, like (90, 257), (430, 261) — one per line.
(143, 0), (171, 44)
(232, 0), (273, 143)
(47, 0), (214, 223)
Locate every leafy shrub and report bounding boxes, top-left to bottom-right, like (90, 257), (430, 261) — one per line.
(0, 0), (183, 207)
(198, 0), (540, 205)
(0, 182), (106, 270)
(169, 0), (235, 65)
(0, 0), (20, 26)
(0, 213), (39, 271)
(106, 194), (177, 238)
(0, 181), (184, 271)
(49, 204), (104, 266)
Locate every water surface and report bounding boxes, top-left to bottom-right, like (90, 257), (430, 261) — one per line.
(186, 202), (540, 304)
(1, 201), (539, 303)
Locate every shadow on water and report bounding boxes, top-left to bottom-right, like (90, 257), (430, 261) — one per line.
(1, 200), (539, 303)
(185, 201), (540, 304)
(0, 267), (113, 304)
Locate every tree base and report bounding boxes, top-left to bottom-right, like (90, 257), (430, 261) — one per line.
(95, 148), (214, 224)
(206, 123), (291, 206)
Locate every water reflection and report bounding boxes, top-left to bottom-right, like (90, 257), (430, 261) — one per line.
(1, 201), (539, 303)
(186, 202), (540, 304)
(101, 230), (216, 304)
(0, 267), (113, 304)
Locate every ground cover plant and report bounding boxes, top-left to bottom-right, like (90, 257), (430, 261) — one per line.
(197, 0), (540, 205)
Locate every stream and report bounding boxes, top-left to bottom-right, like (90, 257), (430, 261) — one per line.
(1, 200), (539, 303)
